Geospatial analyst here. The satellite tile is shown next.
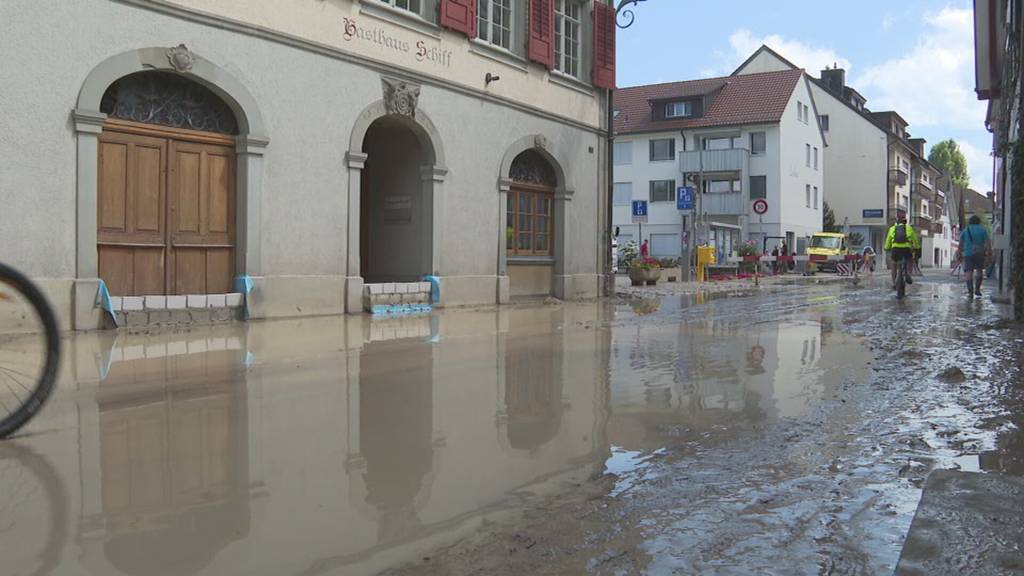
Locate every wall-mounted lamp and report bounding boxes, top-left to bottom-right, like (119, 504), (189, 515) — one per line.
(485, 72), (500, 87)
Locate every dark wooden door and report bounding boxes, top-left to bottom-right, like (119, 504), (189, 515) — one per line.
(98, 122), (235, 296)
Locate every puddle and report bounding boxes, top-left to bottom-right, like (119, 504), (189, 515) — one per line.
(1, 298), (870, 576)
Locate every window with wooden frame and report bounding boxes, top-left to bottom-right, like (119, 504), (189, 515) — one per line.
(508, 149), (557, 257)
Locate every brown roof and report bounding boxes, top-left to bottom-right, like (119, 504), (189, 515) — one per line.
(614, 69), (804, 134)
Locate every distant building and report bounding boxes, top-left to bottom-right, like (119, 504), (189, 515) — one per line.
(613, 66), (825, 262)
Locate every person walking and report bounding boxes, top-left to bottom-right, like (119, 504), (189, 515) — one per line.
(959, 215), (991, 298)
(640, 239), (650, 260)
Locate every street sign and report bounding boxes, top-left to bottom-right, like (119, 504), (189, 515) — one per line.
(676, 186), (694, 211)
(631, 200), (648, 223)
(862, 209), (884, 219)
(752, 198), (768, 215)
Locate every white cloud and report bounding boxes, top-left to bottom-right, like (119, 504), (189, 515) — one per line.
(854, 8), (984, 131)
(727, 29), (851, 74)
(881, 14), (896, 32)
(956, 139), (994, 192)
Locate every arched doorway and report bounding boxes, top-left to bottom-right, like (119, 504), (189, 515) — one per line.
(96, 71), (239, 296)
(360, 116), (436, 283)
(506, 149), (558, 298)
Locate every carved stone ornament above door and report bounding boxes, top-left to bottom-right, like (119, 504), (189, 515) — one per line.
(382, 77), (421, 118)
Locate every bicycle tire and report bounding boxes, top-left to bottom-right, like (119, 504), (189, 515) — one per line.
(0, 263), (60, 439)
(896, 262), (906, 299)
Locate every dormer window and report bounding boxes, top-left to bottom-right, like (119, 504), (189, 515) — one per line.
(665, 101), (692, 118)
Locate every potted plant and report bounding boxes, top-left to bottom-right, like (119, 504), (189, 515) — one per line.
(736, 240), (760, 274)
(658, 257), (682, 282)
(628, 257), (661, 286)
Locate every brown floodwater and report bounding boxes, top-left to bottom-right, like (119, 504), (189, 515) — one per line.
(0, 294), (871, 576)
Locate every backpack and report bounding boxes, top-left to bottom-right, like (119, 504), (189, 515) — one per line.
(893, 224), (908, 244)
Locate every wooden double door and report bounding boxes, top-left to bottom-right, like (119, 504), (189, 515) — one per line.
(98, 121), (236, 296)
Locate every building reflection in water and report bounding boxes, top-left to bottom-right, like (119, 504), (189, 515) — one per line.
(7, 306), (612, 576)
(76, 329), (251, 576)
(609, 309), (870, 450)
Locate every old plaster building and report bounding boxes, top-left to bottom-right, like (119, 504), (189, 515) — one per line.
(0, 0), (616, 330)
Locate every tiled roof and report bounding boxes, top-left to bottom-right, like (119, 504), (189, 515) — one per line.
(614, 69), (804, 134)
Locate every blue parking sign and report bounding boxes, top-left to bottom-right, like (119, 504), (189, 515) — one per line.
(677, 186), (694, 210)
(631, 200), (648, 223)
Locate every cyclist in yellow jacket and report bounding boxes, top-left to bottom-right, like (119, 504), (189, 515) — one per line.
(884, 212), (921, 289)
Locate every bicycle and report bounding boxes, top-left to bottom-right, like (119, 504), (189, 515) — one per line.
(0, 263), (60, 438)
(894, 255), (911, 299)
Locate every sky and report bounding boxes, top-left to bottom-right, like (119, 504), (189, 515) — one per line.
(616, 0), (992, 191)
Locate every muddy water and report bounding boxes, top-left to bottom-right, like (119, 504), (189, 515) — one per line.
(0, 289), (869, 576)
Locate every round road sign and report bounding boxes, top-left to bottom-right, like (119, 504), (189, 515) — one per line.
(752, 199), (768, 215)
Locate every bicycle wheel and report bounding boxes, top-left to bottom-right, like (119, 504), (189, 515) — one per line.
(896, 262), (906, 299)
(0, 263), (60, 438)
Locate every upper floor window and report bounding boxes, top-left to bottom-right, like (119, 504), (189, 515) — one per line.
(804, 104), (810, 123)
(613, 141), (632, 166)
(649, 138), (675, 162)
(649, 179), (676, 203)
(805, 144), (811, 167)
(819, 115), (830, 131)
(613, 182), (632, 205)
(813, 186), (819, 209)
(479, 0), (514, 50)
(797, 101), (804, 122)
(806, 184), (811, 208)
(750, 175), (767, 199)
(703, 136), (739, 150)
(554, 0), (582, 78)
(750, 132), (766, 155)
(665, 101), (693, 118)
(379, 0), (424, 15)
(813, 147), (819, 170)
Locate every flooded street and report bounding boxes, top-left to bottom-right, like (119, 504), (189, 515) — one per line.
(2, 272), (1022, 575)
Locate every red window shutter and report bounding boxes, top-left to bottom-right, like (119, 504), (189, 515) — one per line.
(528, 0), (555, 69)
(591, 1), (616, 89)
(440, 0), (477, 38)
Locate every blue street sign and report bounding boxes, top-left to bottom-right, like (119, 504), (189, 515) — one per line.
(631, 200), (648, 223)
(862, 209), (884, 219)
(677, 186), (694, 211)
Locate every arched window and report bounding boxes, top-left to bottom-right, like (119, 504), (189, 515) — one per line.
(508, 150), (557, 256)
(100, 71), (238, 134)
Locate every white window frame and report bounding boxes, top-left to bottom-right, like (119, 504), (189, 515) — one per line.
(379, 0), (426, 17)
(797, 100), (804, 122)
(806, 184), (811, 208)
(478, 0), (515, 51)
(819, 114), (830, 131)
(813, 147), (818, 170)
(613, 141), (632, 166)
(702, 178), (742, 194)
(554, 0), (582, 78)
(665, 101), (693, 118)
(613, 182), (632, 205)
(813, 186), (818, 209)
(750, 175), (767, 200)
(806, 144), (811, 167)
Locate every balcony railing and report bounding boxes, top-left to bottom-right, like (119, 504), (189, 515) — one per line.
(679, 148), (749, 173)
(911, 183), (934, 199)
(701, 192), (746, 215)
(916, 174), (933, 190)
(888, 169), (908, 186)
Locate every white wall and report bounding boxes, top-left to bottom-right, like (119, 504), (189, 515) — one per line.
(806, 83), (888, 230)
(777, 78), (826, 243)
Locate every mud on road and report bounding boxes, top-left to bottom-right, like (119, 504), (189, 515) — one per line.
(387, 275), (1024, 576)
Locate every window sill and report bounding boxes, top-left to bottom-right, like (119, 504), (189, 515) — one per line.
(549, 70), (595, 96)
(649, 159), (675, 163)
(469, 39), (528, 72)
(359, 1), (441, 38)
(507, 255), (555, 265)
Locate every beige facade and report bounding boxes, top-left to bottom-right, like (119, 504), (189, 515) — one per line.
(0, 0), (613, 332)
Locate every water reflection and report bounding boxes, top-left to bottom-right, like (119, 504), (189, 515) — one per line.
(609, 313), (870, 450)
(0, 300), (869, 575)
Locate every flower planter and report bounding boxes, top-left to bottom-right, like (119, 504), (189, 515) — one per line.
(628, 267), (661, 286)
